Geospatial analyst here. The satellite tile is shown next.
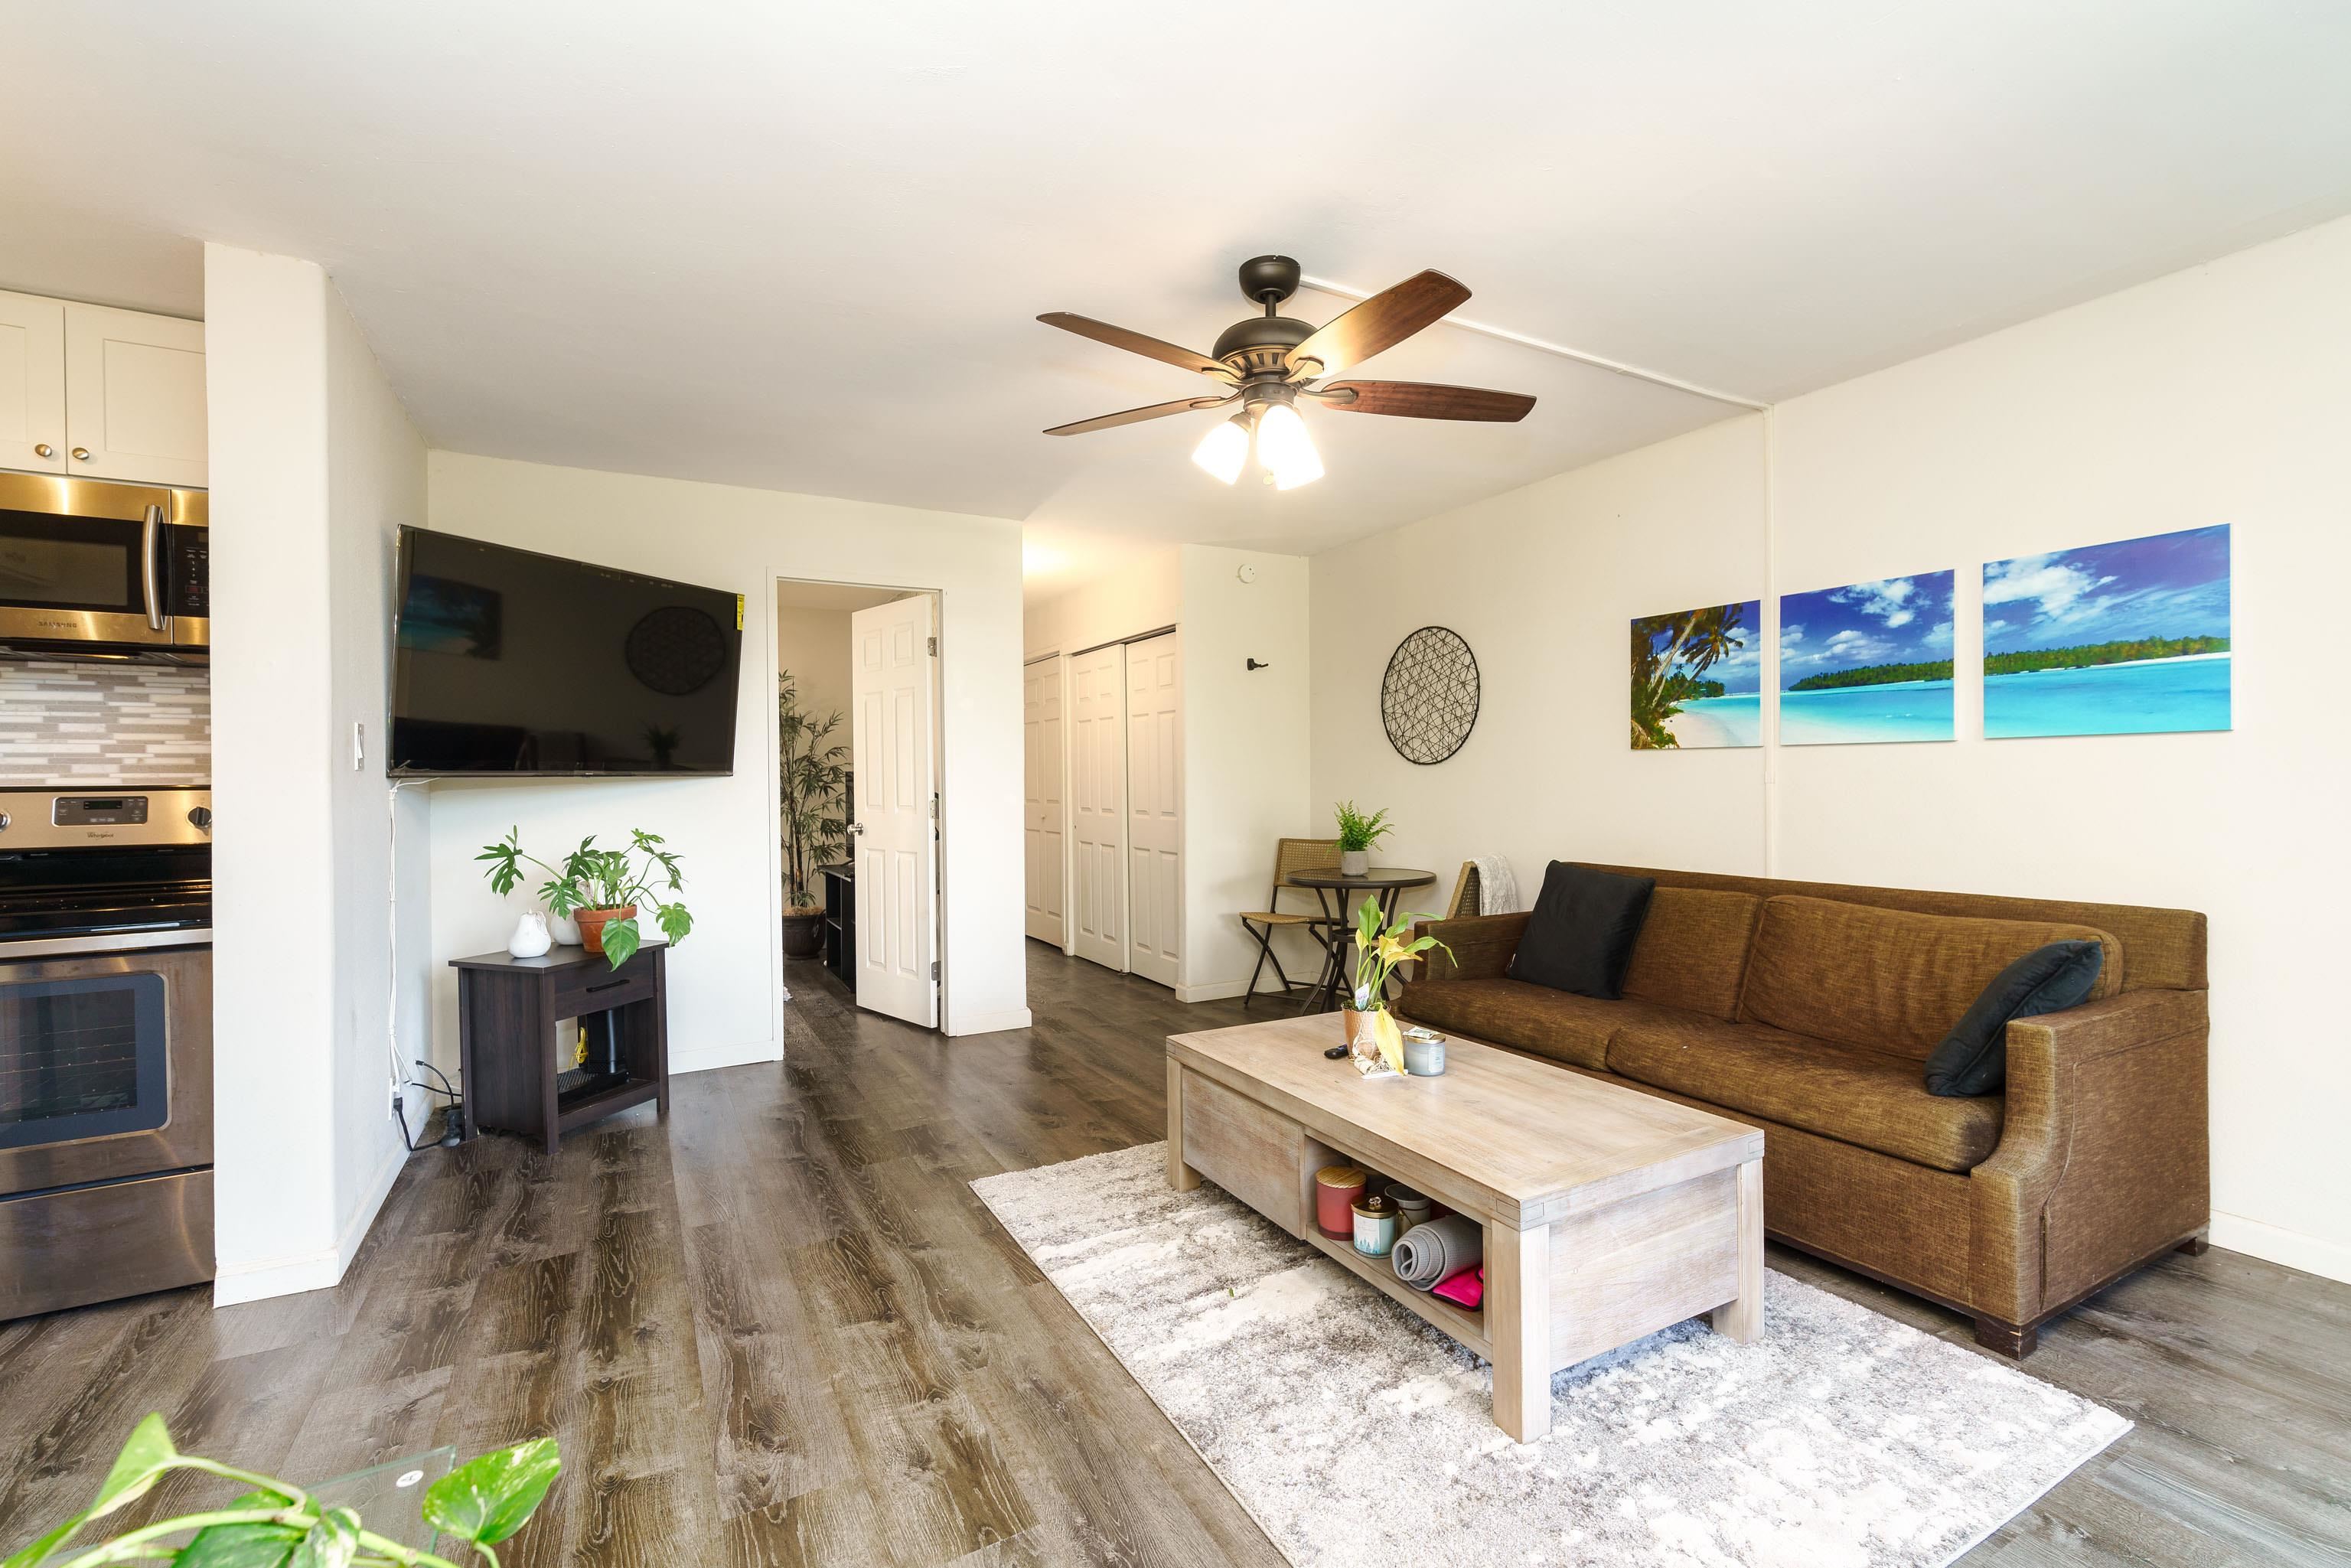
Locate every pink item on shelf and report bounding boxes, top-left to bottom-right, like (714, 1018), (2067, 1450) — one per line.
(1431, 1263), (1484, 1309)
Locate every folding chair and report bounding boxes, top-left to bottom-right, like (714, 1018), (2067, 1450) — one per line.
(1238, 837), (1342, 1007)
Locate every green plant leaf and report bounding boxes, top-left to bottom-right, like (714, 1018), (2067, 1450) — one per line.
(654, 903), (692, 945)
(89, 1413), (180, 1521)
(2, 1511), (88, 1568)
(178, 1495), (309, 1568)
(421, 1439), (560, 1547)
(598, 916), (640, 969)
(289, 1507), (360, 1568)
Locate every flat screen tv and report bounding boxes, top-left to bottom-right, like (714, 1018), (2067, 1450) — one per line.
(390, 528), (742, 777)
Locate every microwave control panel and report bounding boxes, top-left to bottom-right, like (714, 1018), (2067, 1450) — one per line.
(167, 526), (209, 617)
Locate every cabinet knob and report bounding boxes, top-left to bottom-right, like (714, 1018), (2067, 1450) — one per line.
(33, 443), (54, 458)
(71, 447), (92, 461)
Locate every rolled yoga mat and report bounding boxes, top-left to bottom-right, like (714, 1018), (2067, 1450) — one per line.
(1390, 1214), (1482, 1291)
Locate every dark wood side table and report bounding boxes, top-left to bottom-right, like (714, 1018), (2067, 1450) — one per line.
(449, 944), (669, 1153)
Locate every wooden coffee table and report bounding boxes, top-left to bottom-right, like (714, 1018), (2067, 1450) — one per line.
(1166, 1013), (1764, 1441)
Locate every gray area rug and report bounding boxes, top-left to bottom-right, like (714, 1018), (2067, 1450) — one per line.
(973, 1143), (2127, 1568)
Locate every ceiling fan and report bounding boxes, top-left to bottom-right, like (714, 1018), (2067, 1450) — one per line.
(1039, 255), (1536, 491)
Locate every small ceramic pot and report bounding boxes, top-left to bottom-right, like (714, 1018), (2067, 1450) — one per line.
(574, 905), (637, 955)
(548, 907), (582, 946)
(507, 910), (551, 959)
(1339, 849), (1370, 876)
(781, 909), (823, 958)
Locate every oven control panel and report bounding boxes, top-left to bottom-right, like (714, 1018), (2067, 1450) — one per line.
(53, 796), (148, 826)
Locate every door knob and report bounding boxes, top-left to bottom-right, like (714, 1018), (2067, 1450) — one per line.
(33, 443), (54, 458)
(71, 447), (92, 461)
(846, 823), (866, 836)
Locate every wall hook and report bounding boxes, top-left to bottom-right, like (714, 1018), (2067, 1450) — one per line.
(1246, 658), (1271, 671)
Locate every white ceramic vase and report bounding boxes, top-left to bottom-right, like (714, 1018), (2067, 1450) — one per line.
(508, 910), (553, 958)
(547, 907), (582, 946)
(1339, 849), (1369, 876)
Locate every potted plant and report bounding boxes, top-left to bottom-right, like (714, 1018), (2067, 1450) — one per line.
(2, 1412), (558, 1568)
(1332, 800), (1393, 876)
(778, 673), (849, 959)
(478, 828), (693, 969)
(1342, 900), (1450, 1075)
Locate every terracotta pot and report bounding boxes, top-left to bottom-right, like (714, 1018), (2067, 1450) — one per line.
(574, 905), (637, 954)
(781, 909), (824, 958)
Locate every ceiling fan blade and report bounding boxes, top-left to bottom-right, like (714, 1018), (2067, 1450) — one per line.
(1038, 313), (1237, 382)
(1043, 393), (1237, 437)
(1284, 270), (1471, 378)
(1311, 380), (1536, 422)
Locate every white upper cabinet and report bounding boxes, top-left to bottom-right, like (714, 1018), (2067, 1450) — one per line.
(0, 291), (67, 474)
(63, 303), (207, 487)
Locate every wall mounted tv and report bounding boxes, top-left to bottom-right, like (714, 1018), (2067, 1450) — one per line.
(390, 528), (742, 777)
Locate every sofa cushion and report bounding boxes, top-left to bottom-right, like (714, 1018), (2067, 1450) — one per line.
(1397, 979), (1694, 1072)
(1739, 895), (2121, 1059)
(1608, 1016), (2004, 1172)
(1925, 940), (2107, 1096)
(1508, 862), (1655, 999)
(1619, 886), (1764, 1022)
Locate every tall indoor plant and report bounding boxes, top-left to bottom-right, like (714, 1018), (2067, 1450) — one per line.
(477, 828), (692, 969)
(778, 672), (849, 958)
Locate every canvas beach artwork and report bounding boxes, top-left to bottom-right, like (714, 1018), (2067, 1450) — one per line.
(1982, 525), (2230, 738)
(1631, 599), (1762, 748)
(1779, 572), (1955, 745)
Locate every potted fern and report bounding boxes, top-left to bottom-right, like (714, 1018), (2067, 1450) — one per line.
(1333, 800), (1393, 876)
(778, 673), (849, 959)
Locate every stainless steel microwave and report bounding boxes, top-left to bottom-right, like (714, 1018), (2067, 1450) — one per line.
(0, 472), (207, 660)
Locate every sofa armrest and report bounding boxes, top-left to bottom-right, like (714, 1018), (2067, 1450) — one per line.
(1403, 911), (1528, 984)
(1968, 988), (2210, 1324)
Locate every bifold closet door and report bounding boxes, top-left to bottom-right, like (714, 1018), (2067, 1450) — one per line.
(1068, 643), (1127, 972)
(1125, 631), (1182, 989)
(1022, 654), (1065, 945)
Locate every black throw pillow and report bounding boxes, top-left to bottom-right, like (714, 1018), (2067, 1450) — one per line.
(1923, 940), (2105, 1097)
(1508, 862), (1655, 1000)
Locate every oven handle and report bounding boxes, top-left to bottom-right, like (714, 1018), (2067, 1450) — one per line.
(141, 504), (166, 631)
(1, 928), (211, 960)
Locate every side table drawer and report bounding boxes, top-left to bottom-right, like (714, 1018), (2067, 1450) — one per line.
(1180, 1070), (1305, 1237)
(551, 952), (657, 1018)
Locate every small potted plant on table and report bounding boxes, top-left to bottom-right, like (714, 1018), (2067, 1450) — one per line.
(1342, 901), (1450, 1076)
(778, 673), (849, 959)
(478, 828), (693, 969)
(1332, 800), (1392, 876)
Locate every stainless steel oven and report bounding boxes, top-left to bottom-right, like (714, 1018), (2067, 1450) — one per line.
(0, 472), (208, 660)
(0, 788), (212, 1319)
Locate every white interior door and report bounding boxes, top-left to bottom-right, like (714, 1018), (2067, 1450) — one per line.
(849, 595), (939, 1027)
(1068, 643), (1127, 972)
(1125, 631), (1182, 988)
(1022, 655), (1065, 945)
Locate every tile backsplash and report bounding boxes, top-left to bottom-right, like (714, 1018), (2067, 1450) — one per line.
(0, 661), (210, 786)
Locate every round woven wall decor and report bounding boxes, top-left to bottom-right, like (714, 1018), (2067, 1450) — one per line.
(624, 605), (729, 696)
(1380, 625), (1480, 764)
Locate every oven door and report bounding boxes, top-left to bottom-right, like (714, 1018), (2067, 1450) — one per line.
(0, 472), (193, 651)
(0, 944), (210, 1195)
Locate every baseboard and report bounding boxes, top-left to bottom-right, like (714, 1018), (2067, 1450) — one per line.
(2209, 1210), (2351, 1285)
(670, 1036), (782, 1074)
(338, 1131), (408, 1276)
(948, 1007), (1032, 1037)
(1176, 979), (1253, 1002)
(212, 1244), (343, 1306)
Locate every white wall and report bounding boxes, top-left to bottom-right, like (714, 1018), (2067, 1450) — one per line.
(423, 453), (1029, 1077)
(1023, 546), (1179, 660)
(1178, 546), (1312, 999)
(774, 605), (854, 733)
(1308, 214), (2351, 1285)
(206, 244), (428, 1305)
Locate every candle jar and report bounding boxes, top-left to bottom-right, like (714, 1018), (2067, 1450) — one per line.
(1353, 1192), (1401, 1258)
(1385, 1183), (1432, 1234)
(1315, 1164), (1367, 1239)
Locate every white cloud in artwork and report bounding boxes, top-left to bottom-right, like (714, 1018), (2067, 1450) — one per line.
(1982, 555), (2115, 618)
(1925, 619), (1954, 648)
(1830, 577), (1922, 629)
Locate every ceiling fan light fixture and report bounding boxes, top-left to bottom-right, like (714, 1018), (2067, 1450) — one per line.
(1255, 401), (1323, 490)
(1191, 412), (1250, 484)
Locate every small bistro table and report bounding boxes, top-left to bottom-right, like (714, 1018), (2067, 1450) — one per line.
(1282, 866), (1439, 1012)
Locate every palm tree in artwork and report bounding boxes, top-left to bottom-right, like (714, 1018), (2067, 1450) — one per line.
(1630, 601), (1749, 749)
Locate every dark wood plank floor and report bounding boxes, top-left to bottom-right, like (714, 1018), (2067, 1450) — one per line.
(3, 944), (2346, 1566)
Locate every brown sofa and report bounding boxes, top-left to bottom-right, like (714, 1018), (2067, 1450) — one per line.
(1398, 862), (2209, 1356)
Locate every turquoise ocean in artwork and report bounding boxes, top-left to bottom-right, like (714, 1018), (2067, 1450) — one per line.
(1984, 653), (2230, 738)
(1666, 693), (1762, 747)
(1781, 679), (1954, 745)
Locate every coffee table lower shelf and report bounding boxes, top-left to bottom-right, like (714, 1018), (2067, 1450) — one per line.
(1301, 1225), (1491, 1359)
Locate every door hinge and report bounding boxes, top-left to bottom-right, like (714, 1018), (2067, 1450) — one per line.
(928, 635), (937, 656)
(930, 960), (940, 980)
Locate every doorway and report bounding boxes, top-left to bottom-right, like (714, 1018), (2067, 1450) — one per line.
(774, 577), (944, 1031)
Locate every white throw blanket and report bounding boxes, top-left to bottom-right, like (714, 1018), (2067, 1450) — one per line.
(1472, 854), (1521, 914)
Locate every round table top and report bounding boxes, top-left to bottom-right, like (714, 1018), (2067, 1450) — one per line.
(1284, 866), (1437, 890)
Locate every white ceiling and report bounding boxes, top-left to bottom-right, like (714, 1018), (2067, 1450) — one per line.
(6, 2), (2350, 601)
